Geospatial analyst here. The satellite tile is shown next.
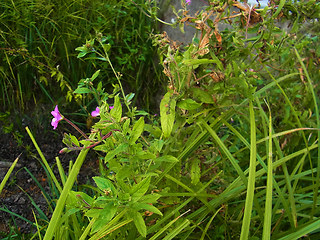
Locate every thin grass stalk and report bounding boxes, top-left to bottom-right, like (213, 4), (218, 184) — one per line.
(200, 207), (223, 240)
(17, 185), (49, 222)
(221, 113), (294, 222)
(163, 219), (190, 240)
(189, 142), (318, 233)
(88, 209), (130, 240)
(26, 127), (62, 193)
(79, 218), (96, 240)
(294, 48), (320, 218)
(24, 167), (54, 213)
(32, 209), (42, 240)
(262, 101), (273, 240)
(201, 119), (247, 185)
(0, 153), (21, 194)
(240, 100), (257, 240)
(140, 197), (194, 239)
(43, 148), (89, 240)
(254, 95), (297, 228)
(277, 219), (320, 240)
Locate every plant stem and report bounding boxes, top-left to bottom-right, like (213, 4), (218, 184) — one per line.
(63, 117), (88, 140)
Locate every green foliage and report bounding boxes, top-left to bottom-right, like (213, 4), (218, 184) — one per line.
(0, 0), (162, 112)
(2, 0), (320, 239)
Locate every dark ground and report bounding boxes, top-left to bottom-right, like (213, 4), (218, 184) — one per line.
(0, 108), (100, 236)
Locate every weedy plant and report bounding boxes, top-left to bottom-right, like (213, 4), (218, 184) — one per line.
(1, 0), (320, 239)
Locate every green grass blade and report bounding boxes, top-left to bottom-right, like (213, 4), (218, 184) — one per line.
(163, 219), (190, 240)
(200, 207), (223, 240)
(43, 148), (89, 240)
(278, 219), (320, 240)
(240, 100), (257, 240)
(294, 48), (320, 218)
(26, 127), (62, 193)
(201, 119), (247, 185)
(262, 102), (273, 240)
(0, 153), (21, 194)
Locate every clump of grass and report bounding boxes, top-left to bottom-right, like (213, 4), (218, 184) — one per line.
(0, 0), (163, 113)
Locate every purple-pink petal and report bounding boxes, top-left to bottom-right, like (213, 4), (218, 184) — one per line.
(51, 105), (63, 130)
(109, 106), (114, 110)
(91, 107), (100, 117)
(186, 0), (191, 5)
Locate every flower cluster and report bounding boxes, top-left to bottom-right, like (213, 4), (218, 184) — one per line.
(51, 105), (118, 154)
(51, 105), (112, 130)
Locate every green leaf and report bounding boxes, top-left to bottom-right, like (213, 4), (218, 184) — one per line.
(91, 70), (100, 81)
(73, 87), (92, 94)
(90, 203), (118, 234)
(130, 117), (144, 144)
(75, 46), (87, 52)
(92, 176), (116, 194)
(110, 95), (122, 122)
(155, 155), (179, 163)
(130, 177), (151, 202)
(190, 158), (201, 185)
(139, 193), (161, 204)
(104, 143), (128, 163)
(160, 91), (176, 138)
(177, 98), (202, 110)
(68, 191), (94, 208)
(102, 43), (111, 52)
(192, 88), (214, 104)
(122, 118), (131, 135)
(132, 211), (147, 237)
(77, 51), (88, 58)
(272, 0), (286, 18)
(151, 139), (164, 153)
(131, 202), (163, 216)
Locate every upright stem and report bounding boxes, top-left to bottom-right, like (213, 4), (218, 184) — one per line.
(99, 40), (131, 114)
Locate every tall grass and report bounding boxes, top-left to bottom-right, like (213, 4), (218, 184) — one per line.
(0, 0), (162, 113)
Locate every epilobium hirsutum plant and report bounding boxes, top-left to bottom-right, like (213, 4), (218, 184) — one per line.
(26, 1), (320, 239)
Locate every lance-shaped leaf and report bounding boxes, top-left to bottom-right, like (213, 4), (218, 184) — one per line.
(160, 91), (176, 138)
(129, 117), (144, 144)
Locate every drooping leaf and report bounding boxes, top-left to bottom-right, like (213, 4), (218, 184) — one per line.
(131, 210), (147, 237)
(130, 117), (144, 144)
(160, 91), (176, 138)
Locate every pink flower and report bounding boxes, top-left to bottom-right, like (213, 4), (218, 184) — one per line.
(91, 107), (100, 117)
(109, 106), (114, 110)
(186, 0), (191, 5)
(51, 105), (63, 130)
